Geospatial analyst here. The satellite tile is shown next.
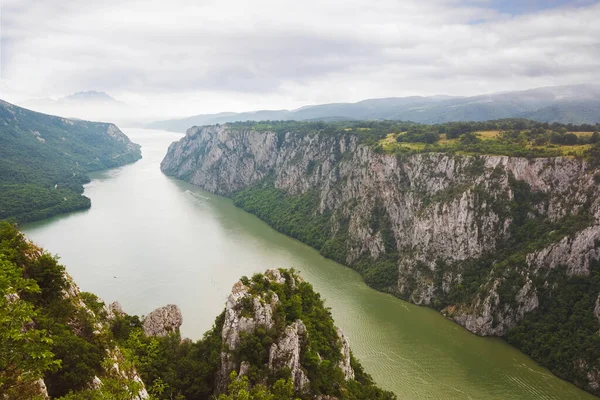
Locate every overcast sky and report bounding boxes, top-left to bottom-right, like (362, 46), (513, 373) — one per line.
(1, 0), (599, 119)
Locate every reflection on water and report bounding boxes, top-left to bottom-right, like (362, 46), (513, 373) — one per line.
(23, 129), (595, 400)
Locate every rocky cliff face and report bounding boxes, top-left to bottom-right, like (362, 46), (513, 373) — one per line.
(142, 304), (183, 337)
(216, 268), (355, 394)
(162, 124), (600, 394)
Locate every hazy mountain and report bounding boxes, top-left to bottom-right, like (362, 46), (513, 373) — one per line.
(148, 84), (600, 132)
(21, 91), (141, 126)
(59, 90), (121, 103)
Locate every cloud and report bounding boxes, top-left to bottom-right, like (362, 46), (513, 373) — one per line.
(1, 0), (599, 119)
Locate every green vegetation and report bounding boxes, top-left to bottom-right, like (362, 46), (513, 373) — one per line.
(0, 222), (139, 399)
(232, 184), (399, 292)
(230, 169), (599, 395)
(0, 223), (392, 398)
(226, 119), (600, 161)
(0, 100), (141, 223)
(117, 270), (395, 399)
(506, 261), (600, 389)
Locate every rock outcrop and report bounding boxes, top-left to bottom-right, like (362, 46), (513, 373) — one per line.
(216, 269), (355, 394)
(142, 304), (183, 337)
(268, 320), (310, 392)
(162, 124), (600, 394)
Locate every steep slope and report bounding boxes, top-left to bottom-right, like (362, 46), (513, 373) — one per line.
(0, 222), (148, 399)
(0, 100), (141, 222)
(148, 84), (600, 132)
(162, 123), (600, 395)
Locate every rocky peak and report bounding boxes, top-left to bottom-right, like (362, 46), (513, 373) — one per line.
(142, 304), (183, 337)
(216, 269), (355, 395)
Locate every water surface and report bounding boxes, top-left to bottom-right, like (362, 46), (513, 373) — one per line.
(23, 128), (595, 400)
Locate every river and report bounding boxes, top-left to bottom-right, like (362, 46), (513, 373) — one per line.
(22, 128), (595, 400)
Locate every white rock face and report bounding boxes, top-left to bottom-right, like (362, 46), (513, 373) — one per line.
(527, 225), (600, 276)
(142, 304), (183, 337)
(217, 275), (280, 392)
(268, 320), (310, 392)
(216, 269), (355, 393)
(336, 328), (355, 381)
(162, 125), (600, 342)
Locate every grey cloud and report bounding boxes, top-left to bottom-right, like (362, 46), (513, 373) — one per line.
(1, 0), (599, 118)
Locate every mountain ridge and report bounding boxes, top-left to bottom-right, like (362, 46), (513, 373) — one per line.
(147, 84), (600, 132)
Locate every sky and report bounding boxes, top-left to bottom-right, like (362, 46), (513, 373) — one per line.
(1, 0), (599, 121)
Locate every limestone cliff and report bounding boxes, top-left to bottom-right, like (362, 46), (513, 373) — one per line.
(142, 304), (183, 337)
(211, 268), (390, 399)
(161, 124), (600, 394)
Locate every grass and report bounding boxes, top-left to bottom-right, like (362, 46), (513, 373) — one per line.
(475, 130), (500, 140)
(375, 130), (595, 159)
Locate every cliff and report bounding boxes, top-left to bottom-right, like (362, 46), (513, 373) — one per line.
(161, 123), (600, 395)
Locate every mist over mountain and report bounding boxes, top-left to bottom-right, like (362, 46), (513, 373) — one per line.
(148, 85), (600, 132)
(21, 91), (143, 126)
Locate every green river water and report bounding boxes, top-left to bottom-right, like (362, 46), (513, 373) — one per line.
(23, 128), (595, 400)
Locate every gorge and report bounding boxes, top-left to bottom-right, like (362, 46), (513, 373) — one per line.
(20, 128), (597, 399)
(161, 122), (600, 396)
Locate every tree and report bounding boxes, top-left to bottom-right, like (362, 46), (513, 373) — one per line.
(0, 256), (59, 398)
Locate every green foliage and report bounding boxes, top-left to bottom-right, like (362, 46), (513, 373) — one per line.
(118, 312), (225, 399)
(227, 119), (600, 160)
(0, 100), (141, 222)
(44, 331), (105, 396)
(0, 222), (114, 398)
(1, 224), (392, 398)
(506, 261), (600, 391)
(0, 254), (59, 398)
(233, 185), (332, 250)
(218, 371), (298, 400)
(233, 184), (399, 294)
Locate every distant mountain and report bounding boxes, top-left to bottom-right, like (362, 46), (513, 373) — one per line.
(148, 84), (600, 132)
(59, 90), (120, 103)
(522, 100), (600, 124)
(0, 99), (141, 222)
(21, 91), (140, 126)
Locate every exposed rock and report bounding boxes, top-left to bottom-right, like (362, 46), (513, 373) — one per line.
(216, 269), (356, 395)
(527, 225), (600, 276)
(142, 304), (183, 337)
(162, 124), (600, 394)
(91, 376), (102, 390)
(336, 328), (355, 380)
(109, 301), (125, 317)
(161, 125), (600, 339)
(217, 275), (280, 392)
(268, 320), (310, 392)
(239, 361), (250, 378)
(221, 281), (278, 351)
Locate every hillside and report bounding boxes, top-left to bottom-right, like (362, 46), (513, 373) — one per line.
(161, 120), (600, 395)
(0, 222), (392, 399)
(148, 84), (600, 132)
(0, 100), (141, 222)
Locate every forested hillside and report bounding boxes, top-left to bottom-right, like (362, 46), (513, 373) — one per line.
(0, 100), (141, 222)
